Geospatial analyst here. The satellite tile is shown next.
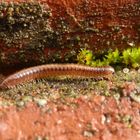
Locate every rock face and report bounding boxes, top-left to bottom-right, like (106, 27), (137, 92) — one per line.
(0, 0), (139, 66)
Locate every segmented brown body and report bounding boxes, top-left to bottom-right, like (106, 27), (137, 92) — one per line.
(0, 64), (115, 89)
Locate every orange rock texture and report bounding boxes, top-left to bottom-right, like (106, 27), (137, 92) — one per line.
(1, 96), (140, 140)
(0, 0), (139, 66)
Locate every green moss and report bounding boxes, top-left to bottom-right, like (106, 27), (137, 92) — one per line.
(77, 46), (140, 68)
(77, 48), (94, 65)
(104, 49), (121, 65)
(122, 47), (140, 68)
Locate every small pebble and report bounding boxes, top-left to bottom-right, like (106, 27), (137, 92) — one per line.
(83, 130), (94, 137)
(123, 68), (129, 73)
(35, 136), (42, 140)
(34, 98), (47, 107)
(16, 101), (25, 107)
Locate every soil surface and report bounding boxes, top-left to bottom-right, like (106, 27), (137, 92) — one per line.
(0, 68), (140, 140)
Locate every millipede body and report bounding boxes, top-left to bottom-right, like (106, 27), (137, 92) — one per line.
(0, 64), (115, 89)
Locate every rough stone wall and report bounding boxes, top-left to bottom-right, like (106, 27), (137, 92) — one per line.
(0, 0), (139, 66)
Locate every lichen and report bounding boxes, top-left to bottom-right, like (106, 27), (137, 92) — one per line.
(0, 2), (51, 47)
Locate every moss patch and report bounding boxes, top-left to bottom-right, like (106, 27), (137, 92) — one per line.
(77, 47), (140, 68)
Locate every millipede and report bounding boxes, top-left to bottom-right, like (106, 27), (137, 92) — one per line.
(0, 64), (115, 89)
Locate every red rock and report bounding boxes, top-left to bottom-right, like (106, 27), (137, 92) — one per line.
(0, 0), (139, 66)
